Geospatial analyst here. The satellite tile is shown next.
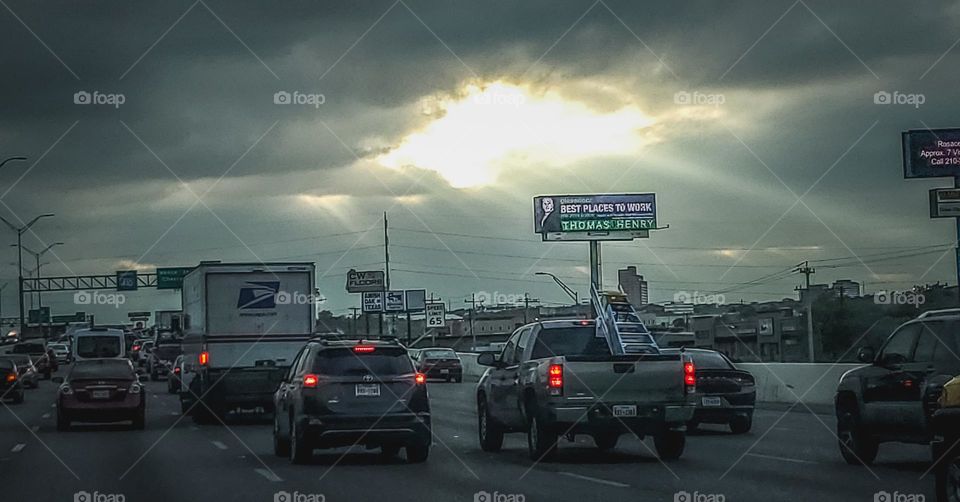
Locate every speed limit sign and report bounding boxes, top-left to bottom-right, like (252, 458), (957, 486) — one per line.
(425, 303), (445, 327)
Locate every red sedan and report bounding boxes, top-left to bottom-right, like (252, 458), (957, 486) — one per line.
(55, 359), (145, 431)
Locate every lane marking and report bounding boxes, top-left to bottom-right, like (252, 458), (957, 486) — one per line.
(30, 425), (39, 433)
(11, 443), (25, 453)
(746, 452), (819, 465)
(558, 472), (630, 488)
(254, 468), (282, 482)
(41, 413), (50, 419)
(211, 441), (228, 450)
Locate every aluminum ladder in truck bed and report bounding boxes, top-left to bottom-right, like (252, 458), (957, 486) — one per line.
(591, 285), (658, 355)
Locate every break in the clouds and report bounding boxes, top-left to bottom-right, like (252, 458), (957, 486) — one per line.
(1, 0), (960, 321)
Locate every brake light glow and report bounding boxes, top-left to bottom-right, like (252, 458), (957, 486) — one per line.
(198, 351), (209, 366)
(684, 359), (696, 391)
(353, 345), (376, 353)
(132, 344), (140, 351)
(5, 373), (15, 383)
(173, 367), (181, 374)
(548, 364), (563, 389)
(302, 374), (319, 388)
(579, 320), (591, 326)
(415, 372), (426, 385)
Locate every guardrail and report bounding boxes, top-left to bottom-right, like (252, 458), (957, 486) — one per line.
(456, 352), (860, 407)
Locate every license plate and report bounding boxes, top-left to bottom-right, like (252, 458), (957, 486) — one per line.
(355, 384), (380, 397)
(612, 405), (637, 417)
(440, 369), (450, 374)
(91, 390), (110, 399)
(702, 396), (722, 407)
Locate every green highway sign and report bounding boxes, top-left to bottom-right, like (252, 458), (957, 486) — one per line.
(116, 270), (138, 291)
(28, 307), (50, 324)
(156, 267), (192, 289)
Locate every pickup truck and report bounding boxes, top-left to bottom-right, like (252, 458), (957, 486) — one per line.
(476, 319), (696, 461)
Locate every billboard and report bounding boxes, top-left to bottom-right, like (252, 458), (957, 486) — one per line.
(930, 188), (960, 218)
(362, 292), (383, 313)
(903, 128), (960, 179)
(346, 269), (385, 293)
(533, 194), (656, 241)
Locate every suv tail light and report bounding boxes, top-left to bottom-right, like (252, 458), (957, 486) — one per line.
(302, 374), (319, 388)
(353, 345), (376, 353)
(548, 364), (563, 395)
(415, 372), (426, 385)
(683, 357), (696, 393)
(5, 372), (15, 383)
(198, 351), (209, 366)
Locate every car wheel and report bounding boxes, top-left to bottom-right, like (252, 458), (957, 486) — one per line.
(654, 430), (686, 460)
(478, 399), (504, 452)
(289, 417), (311, 464)
(56, 409), (70, 431)
(273, 413), (290, 457)
(132, 409), (145, 430)
(837, 408), (878, 465)
(527, 413), (558, 461)
(594, 432), (619, 451)
(729, 415), (752, 434)
(405, 440), (430, 463)
(936, 451), (960, 502)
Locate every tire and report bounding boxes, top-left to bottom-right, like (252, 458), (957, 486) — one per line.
(729, 415), (752, 434)
(56, 409), (70, 432)
(837, 408), (878, 465)
(273, 413), (290, 457)
(527, 413), (558, 462)
(936, 452), (960, 502)
(132, 409), (145, 430)
(478, 399), (504, 452)
(406, 439), (430, 463)
(594, 433), (619, 451)
(654, 430), (686, 460)
(289, 417), (311, 464)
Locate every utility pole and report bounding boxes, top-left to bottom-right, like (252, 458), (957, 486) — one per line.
(465, 293), (483, 349)
(796, 261), (816, 363)
(382, 211), (389, 337)
(589, 241), (602, 316)
(522, 293), (540, 324)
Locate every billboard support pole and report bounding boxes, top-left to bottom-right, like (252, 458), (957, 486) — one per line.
(589, 241), (602, 316)
(955, 177), (960, 307)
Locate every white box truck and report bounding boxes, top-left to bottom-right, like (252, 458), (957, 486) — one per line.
(179, 262), (316, 422)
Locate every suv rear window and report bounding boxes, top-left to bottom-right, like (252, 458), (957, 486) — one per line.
(313, 347), (414, 376)
(531, 327), (612, 359)
(10, 343), (44, 354)
(76, 336), (122, 358)
(421, 349), (457, 359)
(71, 360), (133, 379)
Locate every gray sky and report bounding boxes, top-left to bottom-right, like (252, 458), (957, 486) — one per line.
(1, 0), (959, 322)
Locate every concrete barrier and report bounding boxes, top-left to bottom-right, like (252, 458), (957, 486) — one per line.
(457, 352), (862, 407)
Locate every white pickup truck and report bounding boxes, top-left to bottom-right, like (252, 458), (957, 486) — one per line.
(476, 319), (696, 461)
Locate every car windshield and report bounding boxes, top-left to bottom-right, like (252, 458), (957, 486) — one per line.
(0, 356), (30, 366)
(10, 343), (44, 354)
(421, 349), (457, 359)
(76, 336), (122, 358)
(530, 327), (612, 359)
(70, 360), (133, 380)
(0, 359), (13, 370)
(51, 344), (68, 351)
(313, 347), (414, 376)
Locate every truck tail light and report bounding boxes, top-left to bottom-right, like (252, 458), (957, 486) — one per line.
(302, 374), (319, 388)
(415, 372), (426, 385)
(198, 351), (210, 366)
(548, 364), (563, 395)
(684, 358), (696, 393)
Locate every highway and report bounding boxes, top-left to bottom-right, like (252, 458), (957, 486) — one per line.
(0, 372), (934, 502)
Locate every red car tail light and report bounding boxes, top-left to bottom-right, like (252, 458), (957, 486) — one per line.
(173, 367), (181, 374)
(198, 351), (210, 366)
(302, 374), (319, 388)
(415, 372), (426, 385)
(548, 364), (563, 395)
(684, 358), (696, 393)
(353, 345), (375, 353)
(5, 373), (15, 383)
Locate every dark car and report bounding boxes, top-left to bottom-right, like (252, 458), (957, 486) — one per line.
(0, 359), (24, 403)
(7, 341), (52, 379)
(835, 310), (960, 465)
(660, 348), (755, 433)
(932, 376), (960, 502)
(147, 332), (180, 381)
(0, 355), (40, 389)
(55, 359), (145, 431)
(273, 338), (431, 464)
(416, 348), (462, 382)
(167, 355), (183, 394)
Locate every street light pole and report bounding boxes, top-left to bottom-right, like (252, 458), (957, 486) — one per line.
(0, 214), (55, 335)
(17, 242), (63, 313)
(535, 271), (579, 305)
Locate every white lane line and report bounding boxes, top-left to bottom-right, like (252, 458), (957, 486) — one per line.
(254, 468), (282, 482)
(558, 472), (630, 488)
(211, 441), (228, 450)
(41, 413), (50, 419)
(746, 452), (819, 465)
(11, 443), (25, 453)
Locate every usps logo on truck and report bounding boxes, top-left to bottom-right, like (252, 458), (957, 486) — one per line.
(237, 281), (280, 310)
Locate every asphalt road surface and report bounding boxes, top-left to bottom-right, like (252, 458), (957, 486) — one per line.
(0, 371), (936, 502)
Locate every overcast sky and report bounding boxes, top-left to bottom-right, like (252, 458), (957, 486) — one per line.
(1, 0), (959, 322)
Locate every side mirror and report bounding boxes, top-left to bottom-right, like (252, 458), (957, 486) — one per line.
(51, 376), (64, 384)
(857, 346), (875, 364)
(477, 352), (499, 367)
